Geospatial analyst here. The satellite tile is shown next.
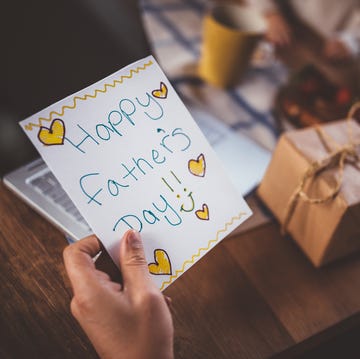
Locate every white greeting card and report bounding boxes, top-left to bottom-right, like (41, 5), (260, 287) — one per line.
(21, 56), (251, 290)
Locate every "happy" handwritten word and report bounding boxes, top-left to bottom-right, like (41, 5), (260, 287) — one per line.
(64, 92), (164, 154)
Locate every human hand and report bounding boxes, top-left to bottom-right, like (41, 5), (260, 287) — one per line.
(323, 39), (351, 61)
(264, 12), (291, 47)
(63, 230), (174, 359)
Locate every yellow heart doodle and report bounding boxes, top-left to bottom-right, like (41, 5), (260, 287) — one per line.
(195, 203), (210, 221)
(148, 249), (172, 275)
(188, 153), (206, 177)
(38, 119), (65, 146)
(152, 82), (168, 99)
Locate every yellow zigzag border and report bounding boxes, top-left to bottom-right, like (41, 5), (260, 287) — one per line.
(24, 60), (154, 131)
(159, 211), (248, 291)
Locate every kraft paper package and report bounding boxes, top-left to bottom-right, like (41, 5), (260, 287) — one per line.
(258, 116), (360, 267)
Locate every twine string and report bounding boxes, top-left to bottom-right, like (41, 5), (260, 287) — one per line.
(281, 101), (360, 235)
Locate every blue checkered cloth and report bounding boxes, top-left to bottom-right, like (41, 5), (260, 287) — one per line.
(140, 0), (289, 151)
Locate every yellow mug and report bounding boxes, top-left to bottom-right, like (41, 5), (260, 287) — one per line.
(199, 4), (266, 88)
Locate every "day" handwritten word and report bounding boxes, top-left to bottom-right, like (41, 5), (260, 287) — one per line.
(112, 193), (183, 233)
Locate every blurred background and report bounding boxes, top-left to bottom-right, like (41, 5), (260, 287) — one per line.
(0, 0), (149, 177)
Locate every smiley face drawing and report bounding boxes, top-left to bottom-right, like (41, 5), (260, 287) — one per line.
(161, 171), (195, 213)
(161, 164), (209, 221)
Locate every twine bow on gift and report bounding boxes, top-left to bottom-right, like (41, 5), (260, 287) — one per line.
(282, 101), (360, 235)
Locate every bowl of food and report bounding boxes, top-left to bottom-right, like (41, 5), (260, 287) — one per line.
(275, 65), (356, 130)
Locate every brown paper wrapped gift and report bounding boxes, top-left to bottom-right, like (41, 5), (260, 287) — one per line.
(258, 116), (360, 267)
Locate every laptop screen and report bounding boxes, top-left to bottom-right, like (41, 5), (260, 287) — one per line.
(1, 0), (150, 177)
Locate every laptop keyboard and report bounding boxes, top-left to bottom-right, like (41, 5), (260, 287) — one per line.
(28, 170), (91, 230)
(196, 116), (226, 146)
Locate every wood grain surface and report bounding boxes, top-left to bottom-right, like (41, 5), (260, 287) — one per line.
(0, 182), (99, 358)
(1, 180), (360, 359)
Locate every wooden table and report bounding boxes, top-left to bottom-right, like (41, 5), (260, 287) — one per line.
(1, 180), (360, 359)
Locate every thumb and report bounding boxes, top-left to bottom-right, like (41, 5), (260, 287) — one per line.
(119, 230), (152, 293)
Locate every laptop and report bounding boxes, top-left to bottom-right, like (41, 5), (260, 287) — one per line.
(2, 0), (270, 241)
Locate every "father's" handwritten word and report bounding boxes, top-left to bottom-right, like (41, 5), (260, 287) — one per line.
(79, 127), (192, 206)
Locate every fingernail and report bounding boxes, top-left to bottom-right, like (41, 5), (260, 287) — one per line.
(127, 230), (142, 249)
(164, 295), (172, 306)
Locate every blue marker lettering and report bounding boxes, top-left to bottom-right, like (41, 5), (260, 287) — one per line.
(107, 179), (129, 197)
(159, 134), (173, 154)
(119, 98), (136, 125)
(79, 173), (103, 206)
(153, 194), (182, 227)
(136, 93), (164, 121)
(96, 123), (114, 141)
(143, 210), (160, 225)
(132, 156), (153, 175)
(172, 128), (191, 151)
(113, 214), (143, 233)
(108, 110), (123, 136)
(65, 124), (99, 154)
(152, 149), (166, 164)
(121, 163), (138, 181)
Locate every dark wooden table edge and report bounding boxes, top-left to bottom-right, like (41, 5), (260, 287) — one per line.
(271, 312), (360, 358)
(225, 219), (360, 358)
